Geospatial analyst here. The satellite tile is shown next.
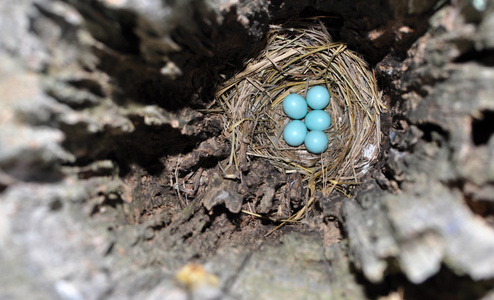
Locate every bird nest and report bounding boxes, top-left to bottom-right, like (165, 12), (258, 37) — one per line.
(212, 19), (385, 208)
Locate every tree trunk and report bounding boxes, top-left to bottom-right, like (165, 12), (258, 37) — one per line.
(1, 0), (494, 299)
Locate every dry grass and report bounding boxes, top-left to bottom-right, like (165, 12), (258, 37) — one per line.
(210, 19), (385, 232)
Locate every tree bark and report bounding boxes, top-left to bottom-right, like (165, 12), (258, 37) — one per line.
(1, 0), (494, 299)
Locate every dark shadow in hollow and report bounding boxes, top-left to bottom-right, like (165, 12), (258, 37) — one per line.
(472, 110), (494, 146)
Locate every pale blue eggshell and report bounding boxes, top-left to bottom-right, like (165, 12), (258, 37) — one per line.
(305, 130), (328, 154)
(283, 94), (308, 120)
(283, 120), (307, 146)
(305, 110), (331, 131)
(306, 85), (330, 110)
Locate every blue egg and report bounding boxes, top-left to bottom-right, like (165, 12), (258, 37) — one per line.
(305, 130), (329, 154)
(305, 110), (331, 131)
(306, 86), (330, 110)
(283, 94), (308, 120)
(283, 120), (307, 146)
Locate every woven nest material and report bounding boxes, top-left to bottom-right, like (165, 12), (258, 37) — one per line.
(214, 19), (385, 198)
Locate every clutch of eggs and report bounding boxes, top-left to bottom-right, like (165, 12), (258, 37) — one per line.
(282, 86), (331, 154)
